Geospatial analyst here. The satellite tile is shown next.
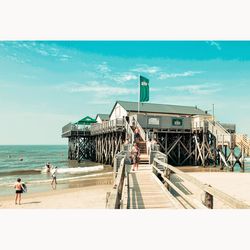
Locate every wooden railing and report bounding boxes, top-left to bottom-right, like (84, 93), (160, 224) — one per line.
(236, 134), (250, 157)
(62, 123), (90, 137)
(106, 158), (127, 209)
(152, 155), (250, 209)
(124, 119), (134, 143)
(130, 115), (146, 141)
(90, 118), (124, 135)
(106, 148), (130, 209)
(136, 121), (146, 141)
(206, 120), (231, 146)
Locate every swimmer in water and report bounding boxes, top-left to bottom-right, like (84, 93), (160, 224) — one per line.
(46, 162), (51, 173)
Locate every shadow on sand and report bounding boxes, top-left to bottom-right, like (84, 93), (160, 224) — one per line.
(21, 201), (41, 205)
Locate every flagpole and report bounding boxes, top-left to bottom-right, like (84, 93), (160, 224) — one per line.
(138, 74), (140, 114)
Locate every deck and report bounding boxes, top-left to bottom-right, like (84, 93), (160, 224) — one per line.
(107, 153), (250, 209)
(123, 165), (181, 209)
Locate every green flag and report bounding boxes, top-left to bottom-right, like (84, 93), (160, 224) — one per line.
(140, 75), (149, 102)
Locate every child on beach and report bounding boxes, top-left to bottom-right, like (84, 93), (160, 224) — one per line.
(14, 178), (24, 205)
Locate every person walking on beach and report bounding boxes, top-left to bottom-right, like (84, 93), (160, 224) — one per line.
(131, 143), (140, 171)
(51, 166), (58, 189)
(14, 178), (24, 205)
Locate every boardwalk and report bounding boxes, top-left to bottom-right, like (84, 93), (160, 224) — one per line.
(107, 150), (250, 209)
(123, 165), (182, 209)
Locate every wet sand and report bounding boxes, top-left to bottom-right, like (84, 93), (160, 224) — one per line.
(0, 175), (113, 209)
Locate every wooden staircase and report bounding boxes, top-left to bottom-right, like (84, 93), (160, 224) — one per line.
(235, 134), (250, 157)
(137, 141), (149, 164)
(130, 122), (149, 164)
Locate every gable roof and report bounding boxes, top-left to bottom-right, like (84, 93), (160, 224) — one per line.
(111, 100), (208, 116)
(96, 114), (109, 121)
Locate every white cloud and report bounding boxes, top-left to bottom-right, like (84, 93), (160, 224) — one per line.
(131, 65), (160, 74)
(158, 71), (202, 80)
(97, 62), (111, 74)
(21, 74), (37, 79)
(9, 42), (72, 61)
(36, 49), (49, 56)
(6, 55), (27, 64)
(59, 54), (72, 62)
(111, 72), (137, 83)
(206, 41), (221, 51)
(64, 81), (137, 96)
(166, 83), (221, 95)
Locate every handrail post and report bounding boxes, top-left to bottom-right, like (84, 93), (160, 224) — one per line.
(113, 156), (117, 182)
(204, 190), (214, 209)
(164, 166), (172, 191)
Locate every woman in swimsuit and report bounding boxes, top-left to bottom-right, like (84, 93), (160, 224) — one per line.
(14, 178), (24, 205)
(131, 143), (140, 171)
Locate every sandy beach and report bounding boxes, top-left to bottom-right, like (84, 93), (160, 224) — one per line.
(0, 172), (114, 209)
(0, 184), (112, 209)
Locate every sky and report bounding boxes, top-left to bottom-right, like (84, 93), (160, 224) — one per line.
(0, 41), (250, 145)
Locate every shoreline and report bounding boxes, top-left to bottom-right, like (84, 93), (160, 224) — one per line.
(0, 172), (114, 205)
(0, 175), (114, 208)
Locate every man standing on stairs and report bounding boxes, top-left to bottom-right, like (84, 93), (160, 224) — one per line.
(134, 127), (140, 143)
(131, 143), (140, 171)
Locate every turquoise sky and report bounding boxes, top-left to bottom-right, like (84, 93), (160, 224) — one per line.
(0, 41), (250, 144)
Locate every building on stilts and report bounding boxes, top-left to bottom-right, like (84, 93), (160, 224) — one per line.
(62, 100), (250, 171)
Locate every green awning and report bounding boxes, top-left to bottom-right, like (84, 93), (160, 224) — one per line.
(75, 116), (97, 125)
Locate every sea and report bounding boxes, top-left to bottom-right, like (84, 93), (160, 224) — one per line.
(0, 145), (111, 197)
(0, 145), (249, 197)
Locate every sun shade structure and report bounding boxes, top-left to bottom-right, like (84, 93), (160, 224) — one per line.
(75, 116), (97, 125)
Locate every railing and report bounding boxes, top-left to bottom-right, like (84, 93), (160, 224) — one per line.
(152, 154), (250, 209)
(90, 118), (124, 135)
(206, 120), (231, 146)
(106, 147), (130, 209)
(124, 119), (134, 143)
(236, 134), (250, 156)
(132, 115), (146, 141)
(62, 122), (90, 136)
(106, 158), (126, 209)
(137, 122), (146, 141)
(192, 117), (232, 146)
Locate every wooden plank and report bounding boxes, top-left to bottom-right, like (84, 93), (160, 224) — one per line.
(152, 165), (206, 209)
(127, 167), (179, 209)
(154, 158), (250, 209)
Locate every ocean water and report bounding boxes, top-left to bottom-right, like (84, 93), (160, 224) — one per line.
(0, 145), (108, 196)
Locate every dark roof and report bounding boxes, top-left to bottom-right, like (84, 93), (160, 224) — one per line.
(113, 100), (207, 116)
(96, 113), (109, 121)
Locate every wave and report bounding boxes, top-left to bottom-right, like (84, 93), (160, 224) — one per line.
(0, 169), (42, 177)
(0, 171), (113, 187)
(0, 165), (104, 177)
(41, 165), (104, 174)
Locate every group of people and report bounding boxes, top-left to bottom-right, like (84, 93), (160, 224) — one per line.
(130, 126), (157, 172)
(14, 162), (58, 205)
